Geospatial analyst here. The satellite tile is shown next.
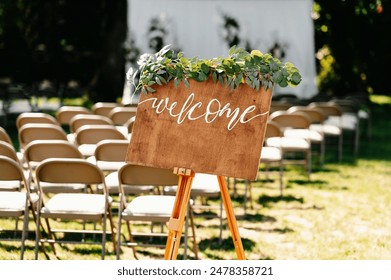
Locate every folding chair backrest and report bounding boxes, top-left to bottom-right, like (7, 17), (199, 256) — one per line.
(56, 106), (92, 125)
(0, 155), (26, 183)
(69, 114), (114, 133)
(269, 110), (311, 129)
(308, 102), (342, 118)
(94, 139), (128, 162)
(265, 121), (283, 138)
(124, 116), (136, 134)
(35, 158), (105, 186)
(0, 126), (13, 145)
(24, 140), (83, 163)
(329, 99), (359, 114)
(0, 141), (19, 162)
(118, 164), (178, 187)
(92, 102), (120, 117)
(75, 125), (127, 145)
(288, 106), (325, 124)
(108, 107), (137, 125)
(18, 124), (68, 149)
(16, 112), (59, 130)
(270, 101), (291, 114)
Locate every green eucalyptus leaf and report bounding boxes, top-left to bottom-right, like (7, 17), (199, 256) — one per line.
(218, 75), (225, 85)
(155, 77), (162, 85)
(199, 72), (208, 81)
(212, 71), (217, 83)
(184, 78), (190, 88)
(201, 63), (210, 74)
(279, 79), (289, 87)
(174, 78), (180, 88)
(147, 87), (156, 93)
(158, 75), (167, 84)
(291, 72), (302, 85)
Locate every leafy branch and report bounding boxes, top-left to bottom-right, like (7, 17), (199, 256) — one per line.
(127, 45), (302, 95)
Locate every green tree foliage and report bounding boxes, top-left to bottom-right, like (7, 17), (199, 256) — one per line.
(314, 0), (390, 95)
(0, 0), (127, 102)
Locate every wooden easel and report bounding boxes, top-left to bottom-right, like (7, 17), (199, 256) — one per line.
(164, 167), (245, 260)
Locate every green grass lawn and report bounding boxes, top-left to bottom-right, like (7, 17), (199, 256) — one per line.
(1, 96), (390, 260)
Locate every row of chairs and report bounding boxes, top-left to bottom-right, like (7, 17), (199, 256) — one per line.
(1, 119), (220, 260)
(239, 101), (360, 210)
(0, 145), (201, 260)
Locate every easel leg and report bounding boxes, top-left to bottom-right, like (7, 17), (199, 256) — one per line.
(164, 168), (195, 260)
(217, 176), (246, 260)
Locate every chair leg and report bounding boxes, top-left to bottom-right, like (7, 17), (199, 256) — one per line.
(354, 122), (360, 156)
(101, 214), (107, 260)
(279, 161), (284, 196)
(338, 133), (343, 162)
(125, 221), (138, 259)
(248, 181), (253, 210)
(307, 149), (312, 181)
(107, 206), (116, 254)
(116, 213), (122, 260)
(20, 201), (29, 260)
(243, 180), (248, 214)
(184, 206), (189, 259)
(34, 211), (41, 259)
(14, 217), (19, 239)
(320, 139), (325, 168)
(219, 195), (223, 244)
(44, 218), (57, 256)
(188, 206), (199, 260)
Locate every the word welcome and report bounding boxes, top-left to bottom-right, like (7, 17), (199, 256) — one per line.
(139, 93), (269, 131)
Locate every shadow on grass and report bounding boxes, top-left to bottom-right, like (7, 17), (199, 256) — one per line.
(131, 248), (164, 259)
(288, 179), (328, 186)
(193, 210), (219, 219)
(241, 224), (294, 234)
(287, 179), (349, 191)
(198, 236), (255, 252)
(0, 242), (22, 252)
(237, 213), (277, 223)
(72, 245), (107, 256)
(258, 194), (304, 208)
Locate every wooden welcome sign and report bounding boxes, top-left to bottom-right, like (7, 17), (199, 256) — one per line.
(126, 78), (272, 180)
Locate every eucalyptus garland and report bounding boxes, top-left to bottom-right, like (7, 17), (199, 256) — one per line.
(126, 45), (302, 95)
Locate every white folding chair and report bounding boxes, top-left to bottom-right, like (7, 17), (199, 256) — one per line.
(116, 164), (198, 260)
(0, 156), (37, 259)
(34, 158), (115, 259)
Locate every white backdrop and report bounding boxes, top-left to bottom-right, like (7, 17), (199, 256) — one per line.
(126, 0), (317, 99)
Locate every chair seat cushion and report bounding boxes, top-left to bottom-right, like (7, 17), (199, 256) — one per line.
(266, 137), (310, 150)
(96, 161), (126, 172)
(260, 146), (282, 162)
(78, 144), (97, 157)
(284, 128), (323, 142)
(326, 115), (357, 131)
(0, 180), (22, 191)
(310, 124), (341, 136)
(103, 172), (155, 194)
(0, 192), (27, 212)
(164, 173), (220, 196)
(87, 157), (126, 171)
(42, 193), (111, 215)
(124, 195), (175, 217)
